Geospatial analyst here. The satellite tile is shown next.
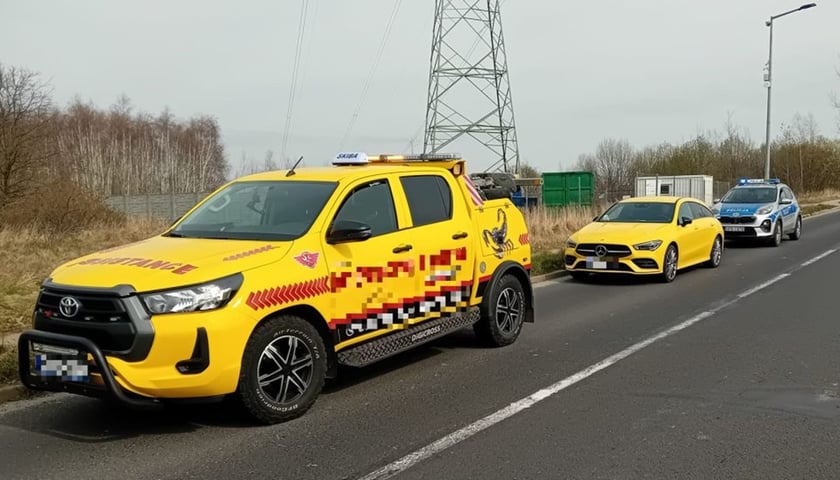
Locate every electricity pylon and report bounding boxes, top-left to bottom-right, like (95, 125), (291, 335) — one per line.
(423, 0), (520, 174)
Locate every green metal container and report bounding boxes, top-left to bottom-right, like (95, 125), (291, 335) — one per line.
(541, 171), (594, 207)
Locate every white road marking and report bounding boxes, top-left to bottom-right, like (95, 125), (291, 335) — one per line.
(357, 251), (840, 480)
(737, 273), (790, 298)
(801, 249), (837, 267)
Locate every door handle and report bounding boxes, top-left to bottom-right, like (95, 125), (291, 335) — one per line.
(392, 244), (413, 253)
(452, 231), (468, 239)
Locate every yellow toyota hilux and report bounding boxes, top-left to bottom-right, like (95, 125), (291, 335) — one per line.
(18, 152), (534, 424)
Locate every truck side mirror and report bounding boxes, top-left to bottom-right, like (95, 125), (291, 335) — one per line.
(327, 220), (372, 244)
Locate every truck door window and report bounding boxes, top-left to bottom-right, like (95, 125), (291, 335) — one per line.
(332, 180), (398, 237)
(400, 175), (453, 227)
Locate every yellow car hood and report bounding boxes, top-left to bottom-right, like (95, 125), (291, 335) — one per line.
(48, 235), (294, 292)
(572, 221), (672, 245)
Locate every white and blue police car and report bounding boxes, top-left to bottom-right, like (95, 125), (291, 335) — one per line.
(711, 178), (802, 246)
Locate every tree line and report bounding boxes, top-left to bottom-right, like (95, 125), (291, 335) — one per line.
(0, 62), (228, 211)
(572, 110), (840, 202)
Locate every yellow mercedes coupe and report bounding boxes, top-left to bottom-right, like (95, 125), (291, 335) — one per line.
(564, 196), (724, 283)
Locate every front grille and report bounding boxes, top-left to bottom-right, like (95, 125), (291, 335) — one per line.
(34, 289), (137, 353)
(575, 243), (632, 258)
(632, 259), (659, 269)
(37, 291), (129, 323)
(719, 216), (756, 224)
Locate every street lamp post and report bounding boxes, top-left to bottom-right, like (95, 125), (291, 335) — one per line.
(763, 2), (816, 180)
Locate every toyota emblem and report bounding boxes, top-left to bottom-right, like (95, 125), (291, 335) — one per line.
(59, 297), (81, 318)
(595, 245), (608, 257)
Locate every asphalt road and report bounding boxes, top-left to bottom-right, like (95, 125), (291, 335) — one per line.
(1, 210), (839, 480)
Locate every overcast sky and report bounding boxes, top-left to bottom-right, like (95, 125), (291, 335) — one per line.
(2, 0), (838, 174)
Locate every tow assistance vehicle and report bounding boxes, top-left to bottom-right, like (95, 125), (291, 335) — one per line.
(711, 178), (802, 246)
(18, 152), (534, 424)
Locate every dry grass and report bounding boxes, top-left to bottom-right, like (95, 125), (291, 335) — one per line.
(798, 188), (840, 205)
(0, 217), (169, 335)
(523, 204), (602, 252)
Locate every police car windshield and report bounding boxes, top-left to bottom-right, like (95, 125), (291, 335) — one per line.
(598, 202), (675, 223)
(721, 187), (777, 204)
(166, 180), (338, 241)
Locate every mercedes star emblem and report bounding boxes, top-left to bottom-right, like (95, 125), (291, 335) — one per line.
(595, 245), (608, 257)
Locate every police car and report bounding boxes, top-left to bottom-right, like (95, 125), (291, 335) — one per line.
(711, 178), (802, 246)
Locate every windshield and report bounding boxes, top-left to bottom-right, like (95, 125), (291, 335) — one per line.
(598, 202), (676, 223)
(721, 187), (777, 204)
(167, 180), (338, 240)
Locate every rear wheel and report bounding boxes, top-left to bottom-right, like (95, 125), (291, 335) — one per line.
(705, 235), (722, 268)
(788, 215), (802, 240)
(235, 315), (326, 425)
(659, 244), (678, 283)
(474, 274), (526, 347)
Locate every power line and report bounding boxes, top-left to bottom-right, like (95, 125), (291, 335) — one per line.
(280, 0), (310, 165)
(339, 0), (404, 150)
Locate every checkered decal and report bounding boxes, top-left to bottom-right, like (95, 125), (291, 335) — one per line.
(333, 281), (473, 342)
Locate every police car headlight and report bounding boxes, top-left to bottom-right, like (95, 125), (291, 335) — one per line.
(711, 206), (720, 215)
(633, 240), (663, 251)
(141, 273), (243, 314)
(757, 205), (774, 215)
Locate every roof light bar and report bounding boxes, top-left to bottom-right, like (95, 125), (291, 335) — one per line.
(737, 178), (780, 185)
(370, 153), (462, 162)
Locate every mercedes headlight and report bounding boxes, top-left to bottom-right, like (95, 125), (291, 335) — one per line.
(140, 273), (243, 314)
(757, 204), (774, 215)
(566, 238), (577, 248)
(633, 240), (663, 251)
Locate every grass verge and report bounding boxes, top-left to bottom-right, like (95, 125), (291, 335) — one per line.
(801, 203), (837, 217)
(0, 341), (18, 385)
(798, 189), (840, 205)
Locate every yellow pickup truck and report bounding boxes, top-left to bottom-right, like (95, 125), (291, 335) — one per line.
(18, 152), (534, 424)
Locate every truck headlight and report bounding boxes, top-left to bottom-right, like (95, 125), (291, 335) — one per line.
(757, 205), (774, 215)
(140, 273), (243, 314)
(633, 240), (663, 251)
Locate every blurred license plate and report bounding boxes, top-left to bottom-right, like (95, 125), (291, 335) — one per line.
(725, 226), (745, 232)
(586, 257), (608, 269)
(34, 353), (90, 382)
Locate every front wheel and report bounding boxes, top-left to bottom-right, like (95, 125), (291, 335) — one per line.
(235, 315), (327, 425)
(769, 220), (783, 247)
(788, 216), (802, 240)
(659, 244), (678, 283)
(474, 274), (526, 347)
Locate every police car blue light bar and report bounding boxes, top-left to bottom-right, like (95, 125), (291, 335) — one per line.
(737, 177), (780, 185)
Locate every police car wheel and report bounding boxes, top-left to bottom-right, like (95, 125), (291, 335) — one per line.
(235, 315), (327, 425)
(770, 221), (783, 247)
(474, 274), (526, 347)
(659, 244), (678, 283)
(788, 216), (802, 240)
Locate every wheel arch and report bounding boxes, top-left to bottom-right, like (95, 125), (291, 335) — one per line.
(251, 304), (338, 379)
(478, 261), (534, 323)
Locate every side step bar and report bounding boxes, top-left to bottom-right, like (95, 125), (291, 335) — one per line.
(337, 307), (481, 368)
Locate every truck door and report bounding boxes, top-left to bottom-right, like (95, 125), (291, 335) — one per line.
(392, 171), (476, 325)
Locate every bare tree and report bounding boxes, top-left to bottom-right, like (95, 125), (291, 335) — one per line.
(0, 63), (55, 206)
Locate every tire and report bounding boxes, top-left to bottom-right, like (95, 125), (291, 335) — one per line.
(788, 215), (802, 240)
(659, 244), (678, 283)
(705, 235), (723, 268)
(235, 315), (327, 425)
(474, 274), (526, 347)
(769, 220), (783, 247)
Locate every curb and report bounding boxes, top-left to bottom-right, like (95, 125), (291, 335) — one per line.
(803, 205), (840, 219)
(531, 269), (568, 284)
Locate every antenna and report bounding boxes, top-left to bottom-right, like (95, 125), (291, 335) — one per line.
(423, 0), (521, 174)
(286, 156), (304, 177)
